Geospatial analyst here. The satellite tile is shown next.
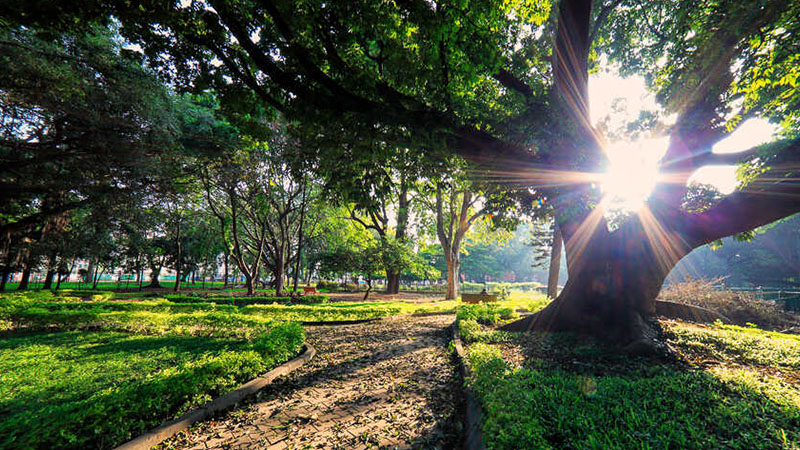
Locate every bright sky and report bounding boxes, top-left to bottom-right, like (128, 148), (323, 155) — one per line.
(588, 71), (779, 197)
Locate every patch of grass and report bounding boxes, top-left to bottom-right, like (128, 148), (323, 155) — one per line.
(164, 294), (330, 305)
(0, 323), (304, 450)
(457, 302), (517, 325)
(465, 321), (800, 449)
(664, 320), (800, 370)
(1, 291), (457, 331)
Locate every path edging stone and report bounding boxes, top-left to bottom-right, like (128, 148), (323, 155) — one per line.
(450, 322), (487, 450)
(114, 343), (316, 450)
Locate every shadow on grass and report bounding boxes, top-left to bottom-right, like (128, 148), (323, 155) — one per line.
(468, 327), (800, 449)
(0, 330), (265, 450)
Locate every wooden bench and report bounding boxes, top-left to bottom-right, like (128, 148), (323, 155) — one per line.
(461, 293), (499, 304)
(302, 286), (319, 295)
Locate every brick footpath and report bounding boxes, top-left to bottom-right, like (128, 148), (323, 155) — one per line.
(159, 315), (461, 450)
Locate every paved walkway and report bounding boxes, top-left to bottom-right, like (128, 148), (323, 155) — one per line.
(159, 315), (461, 449)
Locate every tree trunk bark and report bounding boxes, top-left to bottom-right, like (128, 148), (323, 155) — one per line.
(445, 254), (460, 300)
(244, 273), (255, 296)
(147, 264), (162, 288)
(43, 269), (56, 290)
(547, 224), (563, 299)
(92, 267), (101, 289)
(17, 263), (31, 291)
(0, 269), (9, 291)
(503, 219), (690, 352)
(274, 261), (286, 296)
(223, 253), (229, 287)
(385, 270), (400, 294)
(363, 278), (373, 301)
(84, 262), (94, 284)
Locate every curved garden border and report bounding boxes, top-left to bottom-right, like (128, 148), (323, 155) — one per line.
(114, 344), (316, 450)
(450, 322), (487, 450)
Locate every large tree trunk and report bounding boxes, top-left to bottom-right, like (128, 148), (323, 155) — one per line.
(547, 224), (563, 299)
(445, 254), (460, 300)
(503, 218), (689, 352)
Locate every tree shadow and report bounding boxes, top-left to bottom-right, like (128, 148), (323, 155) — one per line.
(473, 325), (800, 448)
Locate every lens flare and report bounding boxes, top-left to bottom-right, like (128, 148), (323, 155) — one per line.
(600, 137), (669, 212)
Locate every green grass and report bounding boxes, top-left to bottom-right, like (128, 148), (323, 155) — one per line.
(2, 290), (549, 327)
(0, 290), (306, 449)
(464, 321), (800, 449)
(0, 324), (303, 450)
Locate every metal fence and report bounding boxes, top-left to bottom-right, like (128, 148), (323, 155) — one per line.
(728, 288), (800, 312)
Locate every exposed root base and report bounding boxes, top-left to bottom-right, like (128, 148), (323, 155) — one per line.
(500, 302), (666, 356)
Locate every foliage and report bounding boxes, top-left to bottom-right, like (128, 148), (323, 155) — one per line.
(457, 302), (517, 326)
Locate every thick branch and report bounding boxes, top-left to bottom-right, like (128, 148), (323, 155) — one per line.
(680, 138), (800, 246)
(493, 68), (535, 99)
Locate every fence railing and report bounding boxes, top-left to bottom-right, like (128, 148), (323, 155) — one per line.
(726, 287), (800, 312)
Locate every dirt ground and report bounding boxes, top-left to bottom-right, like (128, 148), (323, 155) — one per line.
(158, 315), (462, 450)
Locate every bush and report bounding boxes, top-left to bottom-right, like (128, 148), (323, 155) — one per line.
(315, 280), (359, 292)
(457, 303), (517, 325)
(315, 280), (338, 290)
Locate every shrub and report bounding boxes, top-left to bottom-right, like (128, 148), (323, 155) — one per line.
(457, 303), (517, 325)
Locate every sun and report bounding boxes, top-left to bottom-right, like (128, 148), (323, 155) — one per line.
(599, 138), (668, 213)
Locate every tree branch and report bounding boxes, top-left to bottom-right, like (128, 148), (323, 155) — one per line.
(492, 68), (535, 99)
(680, 138), (800, 246)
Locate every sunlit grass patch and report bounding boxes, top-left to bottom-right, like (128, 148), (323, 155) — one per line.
(464, 320), (800, 449)
(0, 324), (303, 449)
(664, 320), (800, 370)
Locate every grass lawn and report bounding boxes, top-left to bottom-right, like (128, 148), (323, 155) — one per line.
(459, 315), (800, 449)
(0, 291), (305, 450)
(1, 288), (550, 325)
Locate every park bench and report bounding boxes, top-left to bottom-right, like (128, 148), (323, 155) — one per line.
(461, 293), (499, 304)
(302, 286), (319, 295)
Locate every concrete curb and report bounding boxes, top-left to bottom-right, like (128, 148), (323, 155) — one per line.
(114, 343), (316, 450)
(450, 322), (486, 450)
